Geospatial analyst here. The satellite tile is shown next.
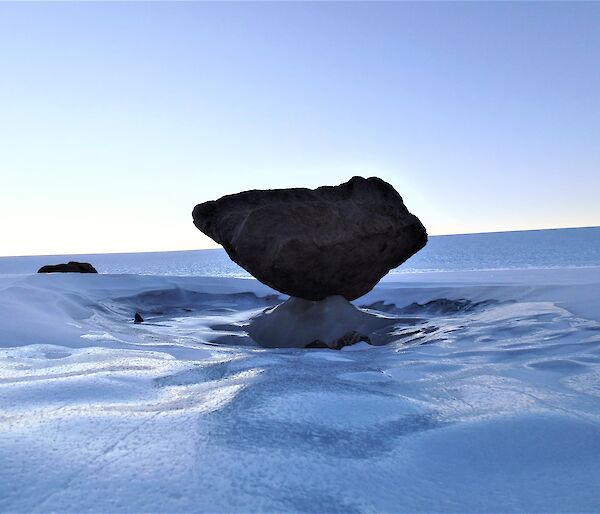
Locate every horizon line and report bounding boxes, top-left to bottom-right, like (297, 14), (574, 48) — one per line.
(1, 224), (598, 259)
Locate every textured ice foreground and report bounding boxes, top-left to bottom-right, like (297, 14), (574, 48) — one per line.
(1, 268), (600, 512)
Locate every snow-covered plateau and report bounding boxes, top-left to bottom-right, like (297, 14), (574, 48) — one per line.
(1, 267), (600, 513)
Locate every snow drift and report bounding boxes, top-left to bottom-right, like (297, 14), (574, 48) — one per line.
(0, 268), (600, 512)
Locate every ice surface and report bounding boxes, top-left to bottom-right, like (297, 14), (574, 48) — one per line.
(1, 268), (600, 512)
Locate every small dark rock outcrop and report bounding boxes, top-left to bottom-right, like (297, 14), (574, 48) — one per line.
(37, 261), (98, 274)
(134, 312), (144, 323)
(305, 332), (371, 350)
(193, 176), (427, 301)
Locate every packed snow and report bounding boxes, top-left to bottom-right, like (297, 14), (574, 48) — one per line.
(1, 268), (600, 512)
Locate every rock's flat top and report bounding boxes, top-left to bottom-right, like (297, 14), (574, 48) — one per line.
(193, 176), (427, 300)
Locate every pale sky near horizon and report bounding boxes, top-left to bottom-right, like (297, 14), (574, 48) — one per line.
(1, 2), (599, 256)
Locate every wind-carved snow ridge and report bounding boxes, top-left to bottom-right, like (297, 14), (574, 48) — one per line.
(1, 271), (600, 512)
(102, 287), (509, 350)
(99, 282), (510, 350)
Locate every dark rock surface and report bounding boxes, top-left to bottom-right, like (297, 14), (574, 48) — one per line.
(134, 312), (144, 323)
(37, 261), (98, 274)
(193, 176), (427, 301)
(306, 331), (372, 350)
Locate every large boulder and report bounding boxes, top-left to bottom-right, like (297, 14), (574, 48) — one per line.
(192, 176), (427, 301)
(37, 261), (98, 274)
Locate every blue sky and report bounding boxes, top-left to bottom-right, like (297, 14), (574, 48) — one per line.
(1, 2), (599, 256)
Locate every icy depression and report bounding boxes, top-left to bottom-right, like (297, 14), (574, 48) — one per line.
(1, 267), (600, 512)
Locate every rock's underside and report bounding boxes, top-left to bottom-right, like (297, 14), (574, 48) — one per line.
(193, 176), (427, 301)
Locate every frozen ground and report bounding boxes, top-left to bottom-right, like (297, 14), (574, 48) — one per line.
(1, 268), (600, 512)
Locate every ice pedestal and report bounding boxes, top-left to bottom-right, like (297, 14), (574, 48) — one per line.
(246, 295), (399, 348)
